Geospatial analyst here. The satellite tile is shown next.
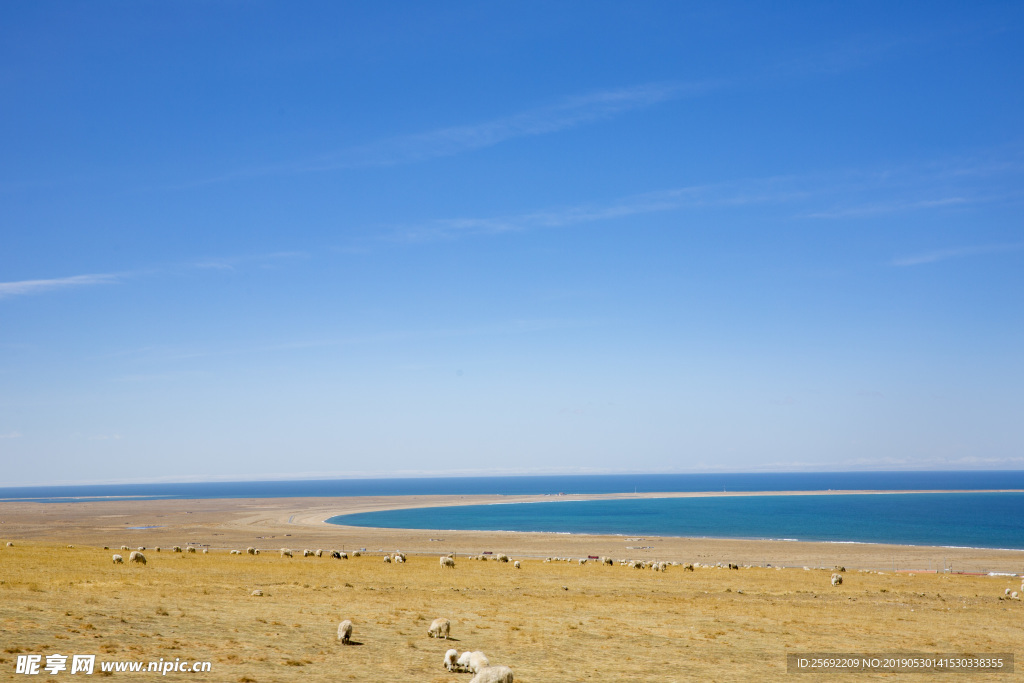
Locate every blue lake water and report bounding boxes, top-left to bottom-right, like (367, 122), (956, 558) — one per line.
(4, 472), (1024, 548)
(3, 470), (1024, 503)
(327, 492), (1024, 550)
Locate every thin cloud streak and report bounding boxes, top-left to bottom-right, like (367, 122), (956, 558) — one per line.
(891, 241), (1024, 267)
(0, 273), (120, 299)
(387, 178), (810, 242)
(345, 81), (709, 167)
(187, 81), (714, 186)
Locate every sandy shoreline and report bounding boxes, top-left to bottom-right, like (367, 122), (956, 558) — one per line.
(3, 490), (1023, 574)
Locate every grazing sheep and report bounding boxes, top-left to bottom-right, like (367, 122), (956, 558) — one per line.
(112, 554), (124, 564)
(383, 554), (392, 563)
(303, 549), (313, 557)
(1013, 591), (1020, 600)
(441, 555), (455, 569)
(103, 546), (109, 550)
(352, 550), (361, 557)
(514, 560), (521, 569)
(186, 547), (196, 554)
(315, 549), (323, 557)
(120, 545), (129, 551)
(428, 617), (451, 639)
(337, 620), (353, 644)
(457, 651), (490, 674)
(246, 547), (256, 555)
(128, 551), (146, 565)
(444, 649), (460, 672)
(154, 547), (161, 552)
(831, 573), (843, 586)
(230, 549), (241, 555)
(280, 548), (293, 558)
(578, 558), (587, 565)
(394, 554), (405, 563)
(172, 545), (182, 553)
(202, 549), (208, 554)
(1006, 588), (1012, 596)
(253, 549), (260, 555)
(684, 563), (695, 571)
(5, 542), (12, 547)
(251, 589), (263, 597)
(496, 553), (509, 563)
(137, 547), (145, 551)
(470, 665), (514, 683)
(603, 557), (613, 566)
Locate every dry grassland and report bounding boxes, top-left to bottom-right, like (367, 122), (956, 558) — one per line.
(1, 543), (1021, 681)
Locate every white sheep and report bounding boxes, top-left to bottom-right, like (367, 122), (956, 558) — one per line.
(129, 551), (146, 565)
(186, 547), (196, 554)
(1013, 591), (1020, 600)
(172, 545), (182, 553)
(496, 553), (509, 563)
(383, 554), (392, 563)
(112, 554), (124, 564)
(440, 555), (455, 569)
(352, 551), (361, 557)
(280, 548), (293, 558)
(444, 649), (460, 671)
(251, 589), (263, 597)
(337, 619), (353, 644)
(394, 554), (405, 563)
(428, 617), (451, 639)
(303, 549), (313, 557)
(470, 665), (514, 683)
(231, 549), (242, 555)
(578, 558), (587, 565)
(120, 545), (129, 551)
(831, 573), (843, 586)
(4, 542), (12, 547)
(513, 560), (521, 569)
(457, 651), (490, 674)
(202, 548), (208, 554)
(247, 547), (256, 555)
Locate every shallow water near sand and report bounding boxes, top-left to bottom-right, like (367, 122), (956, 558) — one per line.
(327, 492), (1024, 551)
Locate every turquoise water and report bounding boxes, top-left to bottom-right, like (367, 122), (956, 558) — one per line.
(327, 492), (1024, 550)
(3, 471), (1024, 502)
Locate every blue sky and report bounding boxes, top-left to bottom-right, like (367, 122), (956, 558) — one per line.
(2, 2), (1022, 485)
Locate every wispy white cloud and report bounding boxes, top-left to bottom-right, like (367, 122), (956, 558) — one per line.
(86, 433), (122, 441)
(0, 431), (22, 439)
(804, 196), (973, 219)
(0, 273), (119, 299)
(387, 177), (808, 242)
(188, 250), (308, 272)
(342, 82), (708, 167)
(891, 242), (1024, 267)
(188, 81), (713, 186)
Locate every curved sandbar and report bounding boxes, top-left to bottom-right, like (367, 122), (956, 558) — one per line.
(3, 489), (1023, 572)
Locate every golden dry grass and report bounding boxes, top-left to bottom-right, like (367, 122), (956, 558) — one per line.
(1, 543), (1021, 681)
